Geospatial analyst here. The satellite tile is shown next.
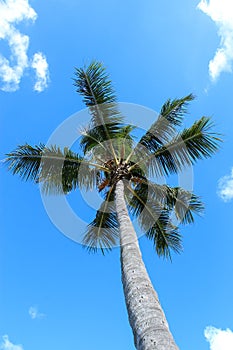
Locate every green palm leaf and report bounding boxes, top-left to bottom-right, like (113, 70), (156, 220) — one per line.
(165, 186), (204, 224)
(125, 179), (204, 258)
(146, 214), (182, 259)
(154, 116), (221, 175)
(160, 94), (195, 126)
(5, 144), (97, 194)
(127, 180), (203, 224)
(125, 183), (182, 259)
(138, 94), (195, 152)
(5, 143), (44, 181)
(83, 187), (119, 254)
(74, 62), (124, 155)
(74, 61), (117, 108)
(132, 116), (221, 177)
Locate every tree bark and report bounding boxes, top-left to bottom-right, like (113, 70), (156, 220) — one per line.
(115, 180), (179, 350)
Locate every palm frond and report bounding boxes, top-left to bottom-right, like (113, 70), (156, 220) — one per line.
(146, 214), (182, 260)
(136, 116), (222, 177)
(160, 93), (195, 126)
(40, 146), (84, 194)
(74, 62), (124, 157)
(127, 179), (203, 224)
(5, 144), (98, 194)
(125, 184), (182, 259)
(83, 187), (119, 254)
(5, 143), (45, 181)
(135, 94), (195, 156)
(125, 179), (204, 258)
(74, 61), (117, 108)
(164, 186), (204, 224)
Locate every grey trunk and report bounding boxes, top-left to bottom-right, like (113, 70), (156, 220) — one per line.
(115, 180), (179, 350)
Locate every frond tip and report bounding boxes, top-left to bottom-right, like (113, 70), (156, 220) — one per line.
(74, 61), (117, 107)
(5, 143), (44, 181)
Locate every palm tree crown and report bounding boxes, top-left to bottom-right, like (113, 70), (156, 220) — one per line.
(5, 61), (221, 259)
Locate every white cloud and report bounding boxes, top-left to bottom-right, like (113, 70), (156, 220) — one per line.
(32, 52), (50, 92)
(0, 335), (23, 350)
(0, 0), (49, 92)
(197, 0), (233, 81)
(29, 305), (45, 319)
(217, 168), (233, 202)
(205, 326), (233, 350)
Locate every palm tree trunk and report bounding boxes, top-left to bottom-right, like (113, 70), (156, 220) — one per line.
(115, 180), (179, 350)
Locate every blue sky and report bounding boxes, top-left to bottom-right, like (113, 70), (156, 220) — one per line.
(1, 0), (233, 349)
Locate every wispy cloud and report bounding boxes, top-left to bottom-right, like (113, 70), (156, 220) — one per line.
(29, 305), (45, 319)
(205, 326), (233, 350)
(217, 168), (233, 202)
(0, 0), (49, 92)
(31, 52), (50, 92)
(197, 0), (233, 81)
(0, 335), (23, 350)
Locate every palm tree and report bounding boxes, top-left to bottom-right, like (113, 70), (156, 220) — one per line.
(5, 61), (221, 350)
